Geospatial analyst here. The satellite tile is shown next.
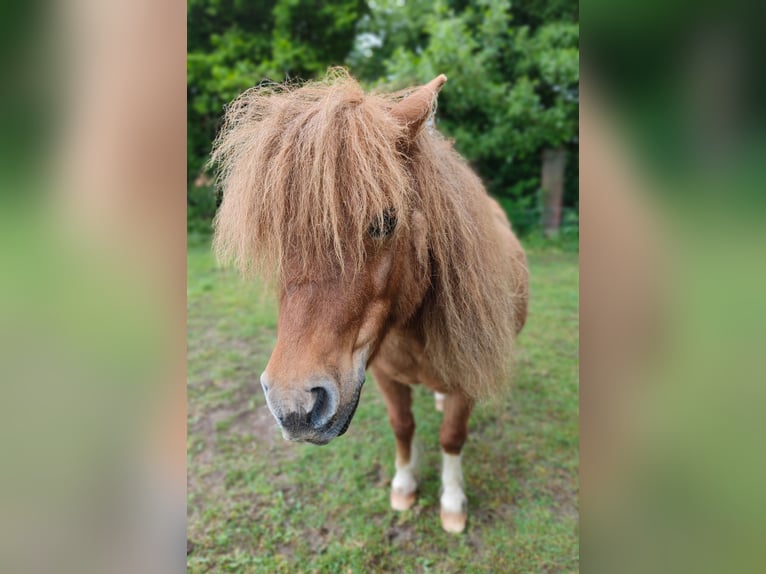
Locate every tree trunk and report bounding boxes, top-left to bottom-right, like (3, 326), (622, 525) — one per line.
(540, 147), (567, 237)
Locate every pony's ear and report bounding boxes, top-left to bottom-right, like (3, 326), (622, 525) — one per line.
(391, 74), (447, 138)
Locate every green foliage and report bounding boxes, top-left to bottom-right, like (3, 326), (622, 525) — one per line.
(187, 0), (366, 178)
(523, 209), (579, 252)
(362, 0), (578, 230)
(187, 184), (217, 236)
(188, 0), (579, 236)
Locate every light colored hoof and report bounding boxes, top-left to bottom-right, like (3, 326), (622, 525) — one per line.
(434, 392), (445, 412)
(440, 509), (467, 533)
(390, 489), (416, 511)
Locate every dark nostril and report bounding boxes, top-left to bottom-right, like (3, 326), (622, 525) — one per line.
(309, 386), (328, 428)
(308, 383), (338, 429)
(271, 381), (339, 435)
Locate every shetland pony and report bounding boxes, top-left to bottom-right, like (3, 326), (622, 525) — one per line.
(212, 69), (528, 532)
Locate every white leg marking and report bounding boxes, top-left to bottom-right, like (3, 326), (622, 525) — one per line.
(434, 392), (446, 412)
(440, 451), (467, 533)
(390, 442), (418, 510)
(392, 441), (418, 494)
(440, 452), (466, 513)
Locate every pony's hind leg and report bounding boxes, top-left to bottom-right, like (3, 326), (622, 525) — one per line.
(372, 369), (417, 511)
(439, 392), (474, 533)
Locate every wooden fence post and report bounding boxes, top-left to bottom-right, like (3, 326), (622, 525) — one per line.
(540, 147), (567, 237)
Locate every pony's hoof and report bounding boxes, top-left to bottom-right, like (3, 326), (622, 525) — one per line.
(440, 510), (467, 533)
(390, 490), (416, 511)
(434, 392), (445, 412)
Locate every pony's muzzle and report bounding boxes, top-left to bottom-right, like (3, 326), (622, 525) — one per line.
(259, 373), (340, 441)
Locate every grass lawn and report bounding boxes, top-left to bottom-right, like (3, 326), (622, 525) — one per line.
(187, 238), (579, 573)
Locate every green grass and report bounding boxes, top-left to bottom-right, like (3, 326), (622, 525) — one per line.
(187, 238), (579, 573)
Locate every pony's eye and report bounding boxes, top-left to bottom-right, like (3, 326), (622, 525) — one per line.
(368, 209), (397, 239)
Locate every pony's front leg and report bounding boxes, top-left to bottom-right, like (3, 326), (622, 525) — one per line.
(439, 392), (474, 533)
(372, 368), (417, 511)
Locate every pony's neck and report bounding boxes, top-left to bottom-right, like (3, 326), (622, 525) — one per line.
(389, 233), (433, 333)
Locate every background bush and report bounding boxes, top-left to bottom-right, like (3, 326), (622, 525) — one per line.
(188, 0), (579, 240)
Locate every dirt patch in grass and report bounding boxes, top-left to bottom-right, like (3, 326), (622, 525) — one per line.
(386, 520), (417, 545)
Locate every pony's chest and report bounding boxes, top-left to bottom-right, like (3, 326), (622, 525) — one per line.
(370, 329), (447, 392)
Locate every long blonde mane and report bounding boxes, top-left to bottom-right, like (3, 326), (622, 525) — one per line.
(212, 69), (523, 398)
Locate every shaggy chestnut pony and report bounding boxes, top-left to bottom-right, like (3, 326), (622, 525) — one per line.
(212, 69), (528, 533)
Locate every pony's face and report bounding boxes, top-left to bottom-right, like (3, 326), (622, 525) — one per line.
(236, 73), (446, 444)
(259, 225), (406, 445)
